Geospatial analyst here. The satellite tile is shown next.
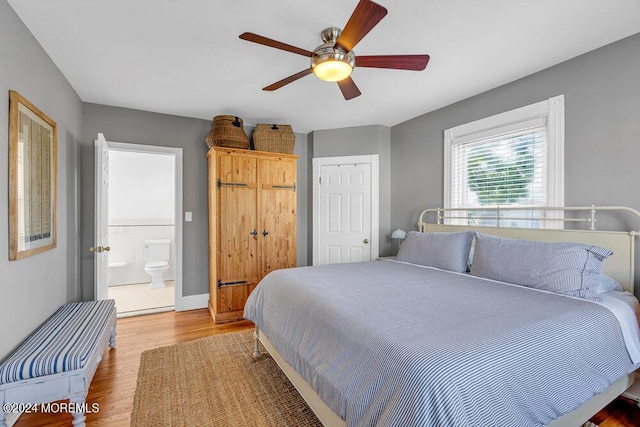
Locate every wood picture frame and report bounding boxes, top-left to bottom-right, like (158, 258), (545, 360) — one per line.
(8, 91), (57, 260)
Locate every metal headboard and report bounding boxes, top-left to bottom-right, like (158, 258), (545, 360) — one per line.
(417, 206), (640, 294)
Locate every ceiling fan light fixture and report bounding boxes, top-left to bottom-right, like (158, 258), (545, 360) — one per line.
(311, 41), (355, 82)
(312, 59), (353, 82)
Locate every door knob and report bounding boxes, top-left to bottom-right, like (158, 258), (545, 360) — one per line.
(89, 246), (98, 252)
(363, 239), (369, 244)
(103, 246), (111, 252)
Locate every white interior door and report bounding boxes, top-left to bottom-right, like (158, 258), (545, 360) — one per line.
(94, 133), (110, 300)
(313, 155), (379, 265)
(94, 135), (185, 310)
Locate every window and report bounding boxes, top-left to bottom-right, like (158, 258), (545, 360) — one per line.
(444, 95), (564, 228)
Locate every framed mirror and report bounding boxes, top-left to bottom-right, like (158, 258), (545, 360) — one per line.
(8, 91), (57, 260)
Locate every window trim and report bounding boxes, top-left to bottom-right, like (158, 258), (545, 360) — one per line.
(444, 95), (565, 226)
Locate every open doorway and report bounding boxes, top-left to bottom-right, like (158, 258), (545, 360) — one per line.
(94, 134), (183, 317)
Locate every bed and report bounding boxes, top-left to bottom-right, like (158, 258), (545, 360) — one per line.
(244, 206), (640, 426)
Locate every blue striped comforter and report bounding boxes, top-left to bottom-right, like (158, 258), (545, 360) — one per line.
(244, 261), (637, 427)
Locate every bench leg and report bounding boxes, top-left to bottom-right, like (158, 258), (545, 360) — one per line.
(109, 327), (116, 349)
(70, 396), (86, 427)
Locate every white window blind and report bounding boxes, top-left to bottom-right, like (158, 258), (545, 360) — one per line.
(444, 95), (564, 228)
(452, 124), (547, 207)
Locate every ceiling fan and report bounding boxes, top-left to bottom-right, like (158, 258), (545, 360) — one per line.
(239, 0), (430, 100)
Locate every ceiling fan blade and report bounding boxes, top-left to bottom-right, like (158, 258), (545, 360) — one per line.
(335, 0), (388, 53)
(337, 76), (362, 100)
(263, 68), (313, 91)
(240, 32), (313, 57)
(356, 55), (430, 70)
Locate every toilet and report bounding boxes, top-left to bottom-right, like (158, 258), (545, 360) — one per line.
(143, 239), (171, 289)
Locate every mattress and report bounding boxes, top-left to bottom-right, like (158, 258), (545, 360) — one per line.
(244, 260), (639, 427)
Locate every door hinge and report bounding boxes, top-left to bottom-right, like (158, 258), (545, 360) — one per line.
(272, 184), (296, 192)
(217, 279), (248, 288)
(217, 178), (248, 189)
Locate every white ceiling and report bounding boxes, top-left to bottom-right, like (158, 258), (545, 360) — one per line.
(8, 0), (640, 133)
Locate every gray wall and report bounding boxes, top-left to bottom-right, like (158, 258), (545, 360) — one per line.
(0, 0), (83, 359)
(310, 125), (392, 258)
(82, 104), (309, 299)
(391, 33), (640, 291)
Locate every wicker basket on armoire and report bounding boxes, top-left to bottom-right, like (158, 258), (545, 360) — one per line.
(252, 124), (295, 154)
(205, 115), (250, 149)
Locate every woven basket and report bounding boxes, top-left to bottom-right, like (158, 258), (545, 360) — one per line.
(253, 124), (295, 154)
(205, 115), (250, 149)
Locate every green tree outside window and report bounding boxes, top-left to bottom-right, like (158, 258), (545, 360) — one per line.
(467, 138), (535, 205)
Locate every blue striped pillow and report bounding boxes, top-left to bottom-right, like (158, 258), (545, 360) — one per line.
(396, 231), (475, 273)
(470, 233), (612, 300)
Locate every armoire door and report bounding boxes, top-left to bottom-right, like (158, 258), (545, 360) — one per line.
(259, 157), (297, 278)
(207, 147), (299, 323)
(217, 153), (258, 313)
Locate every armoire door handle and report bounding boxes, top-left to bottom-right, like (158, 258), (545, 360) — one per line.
(262, 230), (269, 237)
(250, 229), (258, 239)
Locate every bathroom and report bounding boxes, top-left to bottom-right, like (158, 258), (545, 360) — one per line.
(107, 149), (176, 316)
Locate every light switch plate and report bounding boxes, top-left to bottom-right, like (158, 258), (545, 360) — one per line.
(185, 212), (192, 222)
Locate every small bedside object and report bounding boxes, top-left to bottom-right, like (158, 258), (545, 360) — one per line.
(391, 229), (407, 240)
(391, 228), (406, 253)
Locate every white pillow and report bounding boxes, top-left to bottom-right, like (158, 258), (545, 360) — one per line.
(595, 274), (623, 293)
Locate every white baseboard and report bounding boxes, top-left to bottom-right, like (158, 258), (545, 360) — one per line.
(179, 293), (209, 311)
(117, 306), (174, 318)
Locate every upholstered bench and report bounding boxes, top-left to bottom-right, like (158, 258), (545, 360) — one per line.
(0, 299), (116, 427)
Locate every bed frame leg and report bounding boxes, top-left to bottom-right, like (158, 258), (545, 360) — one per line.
(253, 326), (261, 359)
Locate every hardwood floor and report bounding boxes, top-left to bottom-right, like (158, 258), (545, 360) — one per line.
(590, 395), (640, 427)
(13, 309), (640, 426)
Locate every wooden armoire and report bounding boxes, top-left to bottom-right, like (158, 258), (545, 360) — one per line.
(207, 147), (298, 323)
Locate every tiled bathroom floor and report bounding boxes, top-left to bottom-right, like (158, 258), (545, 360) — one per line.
(108, 280), (174, 317)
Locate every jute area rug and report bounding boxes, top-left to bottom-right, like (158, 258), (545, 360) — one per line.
(131, 329), (321, 427)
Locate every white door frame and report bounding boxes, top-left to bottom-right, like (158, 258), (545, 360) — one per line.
(94, 135), (184, 311)
(94, 134), (109, 301)
(312, 154), (379, 265)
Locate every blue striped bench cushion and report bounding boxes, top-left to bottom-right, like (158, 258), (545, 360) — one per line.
(0, 299), (115, 385)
